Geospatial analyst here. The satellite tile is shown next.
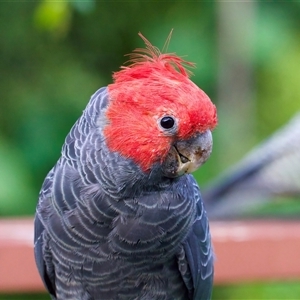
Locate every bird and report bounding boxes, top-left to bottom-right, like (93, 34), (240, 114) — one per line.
(203, 113), (300, 219)
(34, 32), (217, 300)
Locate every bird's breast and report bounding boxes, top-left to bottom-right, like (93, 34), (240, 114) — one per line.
(108, 180), (196, 260)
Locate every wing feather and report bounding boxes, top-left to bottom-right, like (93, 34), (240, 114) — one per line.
(183, 177), (214, 299)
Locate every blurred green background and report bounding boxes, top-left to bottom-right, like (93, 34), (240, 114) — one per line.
(1, 1), (300, 299)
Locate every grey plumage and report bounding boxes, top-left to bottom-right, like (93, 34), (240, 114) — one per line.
(204, 113), (300, 219)
(34, 87), (214, 299)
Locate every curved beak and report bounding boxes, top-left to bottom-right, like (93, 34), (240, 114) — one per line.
(162, 130), (213, 178)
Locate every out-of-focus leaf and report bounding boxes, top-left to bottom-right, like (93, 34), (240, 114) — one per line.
(33, 1), (71, 37)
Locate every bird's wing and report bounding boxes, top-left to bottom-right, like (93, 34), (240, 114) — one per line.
(181, 176), (214, 300)
(34, 87), (109, 298)
(203, 113), (300, 219)
(34, 169), (57, 298)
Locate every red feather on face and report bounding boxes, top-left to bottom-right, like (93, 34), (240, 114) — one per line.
(104, 33), (217, 172)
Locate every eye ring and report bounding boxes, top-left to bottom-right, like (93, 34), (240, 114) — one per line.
(160, 116), (176, 130)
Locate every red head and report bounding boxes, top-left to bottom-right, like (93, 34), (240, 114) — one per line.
(104, 33), (217, 172)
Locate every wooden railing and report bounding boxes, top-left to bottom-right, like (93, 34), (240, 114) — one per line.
(1, 218), (300, 292)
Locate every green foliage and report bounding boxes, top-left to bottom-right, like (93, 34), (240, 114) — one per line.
(213, 281), (300, 300)
(245, 197), (300, 218)
(0, 136), (35, 215)
(255, 2), (300, 138)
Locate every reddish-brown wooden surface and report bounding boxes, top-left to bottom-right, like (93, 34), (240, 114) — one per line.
(211, 220), (300, 284)
(1, 218), (300, 292)
(0, 218), (43, 292)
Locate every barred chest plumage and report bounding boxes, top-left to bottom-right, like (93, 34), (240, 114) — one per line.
(41, 160), (197, 299)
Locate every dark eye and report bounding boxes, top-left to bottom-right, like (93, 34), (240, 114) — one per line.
(160, 116), (175, 129)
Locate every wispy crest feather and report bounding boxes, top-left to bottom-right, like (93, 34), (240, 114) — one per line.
(121, 31), (195, 78)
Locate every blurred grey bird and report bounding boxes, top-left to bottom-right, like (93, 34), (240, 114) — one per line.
(203, 113), (300, 219)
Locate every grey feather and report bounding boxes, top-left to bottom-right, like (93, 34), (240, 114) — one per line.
(204, 113), (300, 219)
